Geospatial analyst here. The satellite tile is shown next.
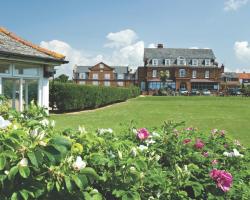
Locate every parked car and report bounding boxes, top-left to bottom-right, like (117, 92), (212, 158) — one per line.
(180, 88), (189, 95)
(228, 89), (241, 96)
(202, 89), (211, 96)
(191, 89), (200, 96)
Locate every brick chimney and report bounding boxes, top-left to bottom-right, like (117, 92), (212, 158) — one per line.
(157, 44), (164, 48)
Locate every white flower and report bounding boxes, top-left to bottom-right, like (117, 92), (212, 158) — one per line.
(233, 149), (244, 157)
(50, 120), (55, 127)
(131, 147), (137, 157)
(19, 158), (28, 167)
(13, 124), (18, 130)
(37, 131), (45, 140)
(4, 170), (9, 175)
(72, 156), (86, 171)
(30, 129), (39, 138)
(40, 119), (49, 127)
(130, 166), (136, 172)
(132, 128), (138, 135)
(0, 116), (11, 129)
(151, 131), (160, 137)
(155, 155), (161, 161)
(98, 128), (113, 135)
(145, 139), (156, 146)
(78, 125), (87, 134)
(137, 145), (148, 152)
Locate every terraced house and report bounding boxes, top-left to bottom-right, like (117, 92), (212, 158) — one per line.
(73, 62), (135, 87)
(137, 44), (224, 93)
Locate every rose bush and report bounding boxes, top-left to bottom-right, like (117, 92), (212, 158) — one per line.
(0, 99), (249, 199)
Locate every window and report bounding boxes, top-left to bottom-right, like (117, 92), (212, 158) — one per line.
(192, 70), (197, 78)
(117, 74), (124, 79)
(14, 64), (39, 76)
(177, 57), (186, 66)
(93, 81), (99, 86)
(205, 70), (209, 78)
(104, 81), (110, 86)
(93, 73), (98, 79)
(104, 74), (110, 80)
(79, 81), (85, 85)
(117, 81), (124, 86)
(152, 59), (158, 66)
(165, 59), (171, 66)
(99, 63), (104, 69)
(0, 63), (11, 74)
(79, 73), (86, 79)
(179, 69), (186, 77)
(192, 59), (198, 66)
(205, 59), (211, 66)
(152, 70), (157, 78)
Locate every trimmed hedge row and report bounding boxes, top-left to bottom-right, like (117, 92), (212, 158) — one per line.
(49, 82), (140, 112)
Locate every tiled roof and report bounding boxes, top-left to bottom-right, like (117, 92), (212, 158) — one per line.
(144, 48), (216, 60)
(0, 27), (66, 61)
(75, 65), (128, 74)
(238, 73), (250, 79)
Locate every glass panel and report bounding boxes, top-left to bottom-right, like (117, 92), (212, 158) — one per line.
(14, 64), (39, 76)
(2, 78), (20, 111)
(0, 63), (11, 74)
(22, 79), (38, 110)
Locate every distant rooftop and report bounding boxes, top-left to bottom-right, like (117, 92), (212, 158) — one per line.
(75, 64), (129, 74)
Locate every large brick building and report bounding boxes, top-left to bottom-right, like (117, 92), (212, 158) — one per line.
(136, 44), (224, 93)
(73, 62), (135, 87)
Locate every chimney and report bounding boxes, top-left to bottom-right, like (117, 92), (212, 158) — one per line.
(221, 64), (224, 73)
(157, 44), (164, 48)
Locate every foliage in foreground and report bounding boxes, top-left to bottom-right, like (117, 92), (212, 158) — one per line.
(0, 102), (249, 199)
(50, 82), (140, 112)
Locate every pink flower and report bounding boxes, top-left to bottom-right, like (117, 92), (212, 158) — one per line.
(220, 130), (226, 136)
(185, 127), (194, 131)
(194, 139), (205, 149)
(137, 128), (150, 140)
(210, 169), (233, 192)
(211, 159), (218, 165)
(202, 151), (209, 157)
(183, 138), (191, 144)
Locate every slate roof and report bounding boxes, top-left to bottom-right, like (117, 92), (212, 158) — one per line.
(144, 48), (216, 60)
(0, 27), (67, 63)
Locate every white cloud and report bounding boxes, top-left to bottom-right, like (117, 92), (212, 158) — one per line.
(224, 0), (249, 11)
(234, 41), (250, 62)
(104, 29), (138, 48)
(40, 29), (145, 77)
(148, 43), (156, 48)
(189, 47), (199, 49)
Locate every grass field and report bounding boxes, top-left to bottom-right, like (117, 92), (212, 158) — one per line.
(51, 96), (250, 146)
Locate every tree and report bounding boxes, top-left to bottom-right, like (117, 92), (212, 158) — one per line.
(160, 70), (170, 88)
(55, 74), (69, 83)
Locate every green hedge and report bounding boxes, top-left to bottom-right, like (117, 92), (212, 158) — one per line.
(49, 82), (140, 112)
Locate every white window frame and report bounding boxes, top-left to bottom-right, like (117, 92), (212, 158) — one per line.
(152, 59), (158, 66)
(177, 57), (186, 66)
(117, 73), (124, 80)
(179, 69), (186, 77)
(192, 70), (197, 78)
(165, 59), (171, 66)
(152, 70), (157, 78)
(104, 81), (110, 86)
(0, 62), (12, 76)
(79, 73), (86, 79)
(99, 63), (104, 69)
(104, 73), (110, 80)
(93, 73), (98, 79)
(205, 70), (209, 78)
(13, 63), (40, 78)
(192, 59), (198, 66)
(205, 59), (211, 66)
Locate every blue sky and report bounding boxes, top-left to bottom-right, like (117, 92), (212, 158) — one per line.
(1, 0), (250, 76)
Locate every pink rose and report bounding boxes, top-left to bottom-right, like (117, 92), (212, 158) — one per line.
(137, 128), (150, 140)
(210, 169), (233, 192)
(211, 159), (218, 165)
(194, 139), (205, 149)
(183, 138), (191, 144)
(202, 151), (209, 157)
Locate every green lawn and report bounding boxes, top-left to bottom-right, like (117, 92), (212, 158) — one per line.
(51, 96), (250, 146)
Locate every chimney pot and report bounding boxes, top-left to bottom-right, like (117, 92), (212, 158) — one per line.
(157, 44), (164, 48)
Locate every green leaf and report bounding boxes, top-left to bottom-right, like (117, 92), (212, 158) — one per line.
(0, 155), (6, 170)
(19, 189), (29, 200)
(72, 175), (83, 190)
(64, 176), (73, 192)
(19, 166), (30, 178)
(27, 152), (38, 168)
(47, 181), (54, 192)
(11, 192), (18, 200)
(8, 166), (19, 180)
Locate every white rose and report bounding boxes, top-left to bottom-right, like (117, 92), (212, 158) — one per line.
(233, 149), (244, 157)
(78, 126), (87, 134)
(40, 119), (49, 127)
(0, 116), (11, 129)
(19, 158), (28, 167)
(72, 156), (86, 171)
(137, 145), (148, 152)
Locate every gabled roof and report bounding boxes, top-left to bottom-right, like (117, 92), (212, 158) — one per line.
(144, 48), (216, 60)
(237, 73), (250, 79)
(0, 27), (67, 63)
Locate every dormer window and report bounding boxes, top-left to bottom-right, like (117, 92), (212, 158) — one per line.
(165, 59), (171, 66)
(152, 59), (158, 66)
(205, 59), (211, 66)
(177, 57), (186, 66)
(192, 59), (198, 66)
(100, 63), (104, 69)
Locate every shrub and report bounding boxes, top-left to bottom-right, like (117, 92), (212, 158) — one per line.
(0, 102), (249, 199)
(50, 82), (140, 112)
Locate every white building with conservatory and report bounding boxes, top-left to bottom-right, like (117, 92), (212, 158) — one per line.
(0, 27), (68, 112)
